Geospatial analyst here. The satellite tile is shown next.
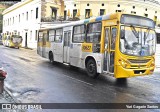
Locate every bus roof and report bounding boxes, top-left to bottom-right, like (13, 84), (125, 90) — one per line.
(39, 13), (120, 31)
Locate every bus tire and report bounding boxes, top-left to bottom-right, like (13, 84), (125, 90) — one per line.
(49, 52), (54, 63)
(86, 59), (99, 78)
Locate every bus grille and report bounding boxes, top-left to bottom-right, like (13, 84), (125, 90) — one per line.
(128, 59), (150, 64)
(134, 70), (146, 74)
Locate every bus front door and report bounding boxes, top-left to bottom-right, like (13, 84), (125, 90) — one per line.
(63, 31), (71, 63)
(109, 27), (117, 74)
(104, 27), (110, 72)
(104, 26), (117, 74)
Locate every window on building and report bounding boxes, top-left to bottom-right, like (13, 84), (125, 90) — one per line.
(100, 9), (105, 16)
(87, 3), (89, 6)
(73, 9), (77, 18)
(49, 30), (55, 42)
(116, 10), (121, 12)
(144, 13), (148, 17)
(74, 4), (76, 7)
(26, 12), (28, 20)
(10, 18), (11, 25)
(102, 3), (104, 6)
(155, 11), (157, 13)
(31, 10), (33, 19)
(117, 4), (120, 7)
(86, 22), (102, 43)
(64, 10), (67, 20)
(36, 7), (38, 19)
(73, 24), (86, 43)
(35, 30), (38, 40)
(13, 17), (14, 24)
(30, 31), (32, 40)
(51, 7), (57, 20)
(145, 8), (147, 11)
(19, 14), (20, 22)
(55, 29), (63, 42)
(85, 9), (90, 19)
(131, 11), (136, 14)
(133, 6), (135, 9)
(22, 13), (24, 20)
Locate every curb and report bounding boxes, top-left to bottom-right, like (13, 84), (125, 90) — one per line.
(21, 47), (33, 50)
(4, 86), (21, 103)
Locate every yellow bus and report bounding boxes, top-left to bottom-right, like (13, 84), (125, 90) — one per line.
(37, 12), (156, 78)
(3, 34), (22, 49)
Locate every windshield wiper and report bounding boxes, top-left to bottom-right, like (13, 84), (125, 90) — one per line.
(144, 28), (150, 45)
(130, 25), (139, 38)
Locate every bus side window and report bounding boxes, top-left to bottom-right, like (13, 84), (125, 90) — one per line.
(111, 28), (117, 50)
(73, 24), (85, 43)
(55, 29), (63, 43)
(43, 33), (47, 45)
(49, 30), (55, 42)
(86, 22), (101, 43)
(105, 28), (109, 49)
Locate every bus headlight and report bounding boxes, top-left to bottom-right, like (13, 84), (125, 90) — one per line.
(150, 60), (155, 67)
(119, 59), (129, 68)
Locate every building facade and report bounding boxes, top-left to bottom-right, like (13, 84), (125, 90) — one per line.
(2, 0), (64, 48)
(3, 0), (160, 48)
(64, 0), (160, 24)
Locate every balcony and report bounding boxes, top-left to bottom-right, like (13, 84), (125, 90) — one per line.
(41, 16), (80, 23)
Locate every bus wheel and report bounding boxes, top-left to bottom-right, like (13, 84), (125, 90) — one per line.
(86, 59), (99, 78)
(49, 52), (54, 63)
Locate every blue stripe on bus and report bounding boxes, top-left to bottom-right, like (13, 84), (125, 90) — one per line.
(96, 16), (102, 21)
(84, 19), (90, 24)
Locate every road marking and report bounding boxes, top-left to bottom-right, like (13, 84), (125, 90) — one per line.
(63, 74), (93, 86)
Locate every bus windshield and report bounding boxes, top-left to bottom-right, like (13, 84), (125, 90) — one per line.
(11, 35), (22, 43)
(120, 26), (156, 56)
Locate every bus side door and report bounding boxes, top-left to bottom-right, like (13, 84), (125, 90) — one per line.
(63, 31), (71, 63)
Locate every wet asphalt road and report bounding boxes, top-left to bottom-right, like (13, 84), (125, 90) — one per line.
(0, 45), (160, 112)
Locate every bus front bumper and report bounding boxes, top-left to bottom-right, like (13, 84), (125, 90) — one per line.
(115, 65), (155, 78)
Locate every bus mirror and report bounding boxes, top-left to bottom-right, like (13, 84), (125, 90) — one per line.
(121, 30), (125, 39)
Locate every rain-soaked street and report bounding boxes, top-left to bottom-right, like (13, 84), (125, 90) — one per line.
(0, 45), (160, 112)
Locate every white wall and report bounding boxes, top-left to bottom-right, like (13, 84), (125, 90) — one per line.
(3, 0), (42, 48)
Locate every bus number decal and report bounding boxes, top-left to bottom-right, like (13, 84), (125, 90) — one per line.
(82, 44), (92, 52)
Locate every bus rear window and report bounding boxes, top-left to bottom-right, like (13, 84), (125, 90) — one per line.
(38, 32), (43, 42)
(86, 22), (101, 43)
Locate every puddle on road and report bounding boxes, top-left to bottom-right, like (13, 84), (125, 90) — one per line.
(20, 88), (41, 95)
(5, 84), (41, 98)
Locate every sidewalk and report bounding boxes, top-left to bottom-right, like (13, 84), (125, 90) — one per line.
(0, 88), (28, 112)
(0, 90), (15, 103)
